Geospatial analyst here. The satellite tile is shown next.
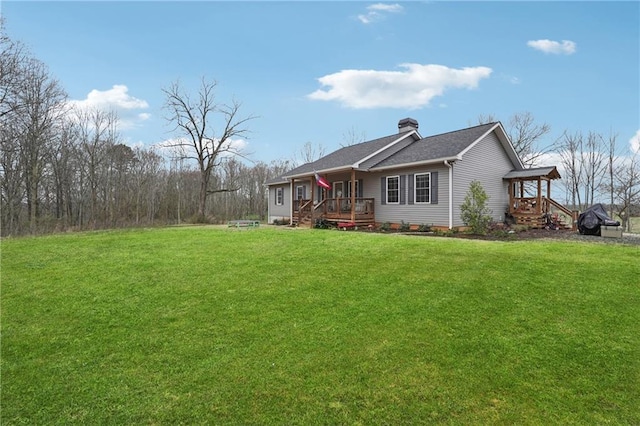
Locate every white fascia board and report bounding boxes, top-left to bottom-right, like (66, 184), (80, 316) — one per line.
(369, 155), (462, 172)
(283, 166), (352, 180)
(353, 130), (420, 169)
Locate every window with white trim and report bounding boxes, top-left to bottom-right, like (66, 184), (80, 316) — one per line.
(346, 180), (361, 199)
(414, 173), (431, 203)
(332, 181), (343, 198)
(386, 176), (399, 204)
(275, 187), (283, 205)
(296, 185), (305, 200)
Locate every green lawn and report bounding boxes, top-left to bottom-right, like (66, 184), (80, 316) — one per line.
(2, 226), (639, 424)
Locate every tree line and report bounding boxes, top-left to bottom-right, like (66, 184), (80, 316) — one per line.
(0, 23), (295, 236)
(2, 22), (638, 236)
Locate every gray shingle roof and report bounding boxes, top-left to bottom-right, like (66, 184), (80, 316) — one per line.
(368, 123), (496, 169)
(271, 121), (518, 184)
(282, 131), (413, 178)
(503, 166), (561, 179)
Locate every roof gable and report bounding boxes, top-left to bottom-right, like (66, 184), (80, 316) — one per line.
(282, 130), (418, 178)
(368, 123), (504, 170)
(275, 120), (524, 182)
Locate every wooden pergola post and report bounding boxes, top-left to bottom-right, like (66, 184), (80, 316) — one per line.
(508, 179), (514, 214)
(537, 177), (542, 214)
(519, 181), (524, 198)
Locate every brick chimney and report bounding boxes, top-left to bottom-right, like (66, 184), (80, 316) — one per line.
(398, 117), (418, 133)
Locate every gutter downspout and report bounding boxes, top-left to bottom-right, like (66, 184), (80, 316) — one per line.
(444, 160), (453, 229)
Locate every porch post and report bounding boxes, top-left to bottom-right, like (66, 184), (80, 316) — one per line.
(508, 179), (514, 214)
(290, 178), (295, 226)
(350, 169), (356, 222)
(519, 181), (524, 198)
(537, 177), (542, 214)
(310, 174), (315, 228)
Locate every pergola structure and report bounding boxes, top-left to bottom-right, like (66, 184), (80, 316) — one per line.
(504, 166), (577, 230)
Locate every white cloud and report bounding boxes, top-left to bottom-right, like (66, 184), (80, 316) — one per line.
(527, 39), (577, 55)
(368, 3), (403, 12)
(68, 85), (150, 130)
(70, 85), (149, 110)
(358, 3), (403, 24)
(536, 152), (564, 168)
(308, 63), (493, 109)
(630, 129), (640, 154)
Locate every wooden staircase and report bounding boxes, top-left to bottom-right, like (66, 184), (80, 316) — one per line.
(511, 197), (577, 230)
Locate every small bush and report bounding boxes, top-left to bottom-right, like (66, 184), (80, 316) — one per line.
(460, 181), (493, 235)
(417, 223), (431, 232)
(380, 222), (391, 232)
(314, 218), (331, 229)
(399, 220), (411, 232)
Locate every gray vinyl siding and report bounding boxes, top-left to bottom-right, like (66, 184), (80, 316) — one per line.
(366, 166), (450, 227)
(451, 132), (513, 226)
(268, 184), (290, 223)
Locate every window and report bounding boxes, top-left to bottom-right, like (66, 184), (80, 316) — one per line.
(346, 179), (362, 199)
(414, 173), (431, 203)
(332, 181), (343, 198)
(275, 187), (283, 205)
(296, 185), (305, 200)
(386, 176), (399, 204)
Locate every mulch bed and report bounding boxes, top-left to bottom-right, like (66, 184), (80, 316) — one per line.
(406, 228), (640, 245)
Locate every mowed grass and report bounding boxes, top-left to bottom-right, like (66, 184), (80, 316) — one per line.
(1, 227), (639, 425)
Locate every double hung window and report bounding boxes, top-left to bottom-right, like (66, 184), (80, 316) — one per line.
(414, 173), (431, 203)
(386, 176), (400, 204)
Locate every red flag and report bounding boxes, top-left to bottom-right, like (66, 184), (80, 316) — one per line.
(315, 173), (331, 190)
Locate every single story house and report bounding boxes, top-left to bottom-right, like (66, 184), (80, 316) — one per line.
(267, 118), (575, 230)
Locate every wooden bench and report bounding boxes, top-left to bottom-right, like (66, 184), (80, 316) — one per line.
(228, 220), (260, 228)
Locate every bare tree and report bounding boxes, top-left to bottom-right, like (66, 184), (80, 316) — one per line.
(606, 131), (618, 217)
(0, 118), (24, 234)
(0, 19), (28, 120)
(553, 130), (611, 210)
(473, 113), (497, 127)
(49, 118), (78, 227)
(341, 126), (367, 147)
(477, 111), (551, 167)
(612, 152), (640, 231)
(583, 131), (607, 206)
(15, 58), (67, 232)
(294, 141), (326, 166)
(554, 130), (584, 208)
(75, 107), (119, 226)
(162, 78), (256, 220)
(1, 24), (30, 234)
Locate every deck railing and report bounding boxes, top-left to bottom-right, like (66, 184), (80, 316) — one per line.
(510, 196), (578, 230)
(294, 198), (375, 224)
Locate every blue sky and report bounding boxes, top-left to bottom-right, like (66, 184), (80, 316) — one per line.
(3, 1), (639, 164)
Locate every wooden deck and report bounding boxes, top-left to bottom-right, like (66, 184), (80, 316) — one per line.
(293, 198), (375, 227)
(509, 196), (577, 230)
